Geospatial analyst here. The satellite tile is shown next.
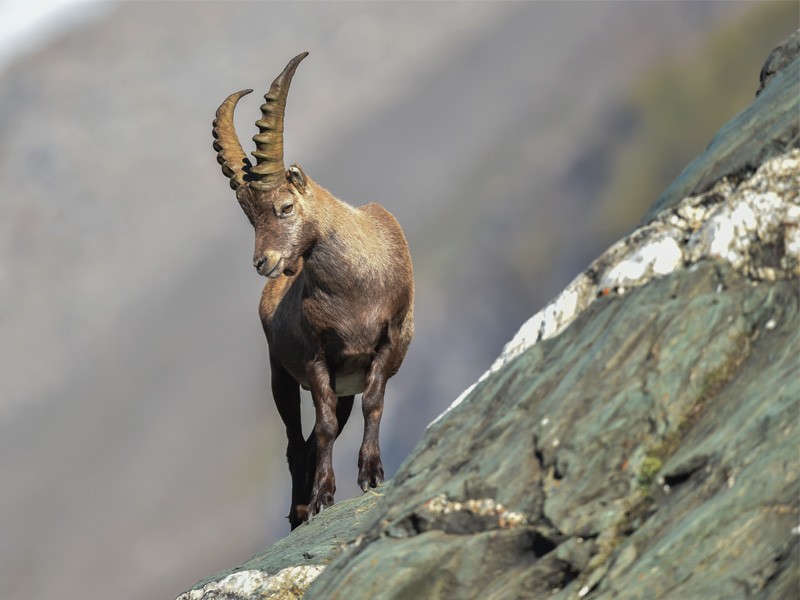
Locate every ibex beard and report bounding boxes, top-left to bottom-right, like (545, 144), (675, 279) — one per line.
(212, 52), (414, 530)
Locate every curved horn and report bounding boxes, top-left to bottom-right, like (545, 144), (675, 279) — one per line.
(213, 89), (254, 191)
(250, 52), (309, 191)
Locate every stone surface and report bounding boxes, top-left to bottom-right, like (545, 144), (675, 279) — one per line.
(183, 491), (383, 597)
(758, 29), (800, 95)
(439, 147), (799, 423)
(178, 567), (324, 600)
(642, 29), (799, 222)
(179, 31), (800, 600)
(305, 260), (798, 600)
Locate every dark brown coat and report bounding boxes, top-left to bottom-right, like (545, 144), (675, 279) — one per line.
(212, 53), (413, 528)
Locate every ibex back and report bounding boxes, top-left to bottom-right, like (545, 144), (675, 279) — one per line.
(212, 52), (414, 529)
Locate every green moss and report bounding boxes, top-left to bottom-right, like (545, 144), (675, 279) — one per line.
(586, 330), (754, 591)
(637, 455), (664, 487)
(683, 332), (750, 427)
(637, 332), (750, 495)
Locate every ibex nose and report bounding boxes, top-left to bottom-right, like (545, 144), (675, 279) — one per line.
(253, 251), (282, 277)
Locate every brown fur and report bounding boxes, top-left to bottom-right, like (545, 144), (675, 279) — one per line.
(240, 169), (413, 528)
(213, 54), (414, 529)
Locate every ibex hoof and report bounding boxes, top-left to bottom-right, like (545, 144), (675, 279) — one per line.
(289, 504), (310, 530)
(358, 461), (384, 492)
(308, 491), (334, 517)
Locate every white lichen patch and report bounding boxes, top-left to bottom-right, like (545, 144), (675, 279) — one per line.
(599, 233), (683, 290)
(785, 205), (800, 256)
(422, 494), (527, 528)
(177, 565), (325, 600)
(431, 149), (800, 428)
(429, 271), (595, 425)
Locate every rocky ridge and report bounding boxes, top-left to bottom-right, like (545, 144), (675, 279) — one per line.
(179, 31), (800, 600)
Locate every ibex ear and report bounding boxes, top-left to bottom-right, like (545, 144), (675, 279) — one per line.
(287, 165), (307, 191)
(235, 185), (256, 226)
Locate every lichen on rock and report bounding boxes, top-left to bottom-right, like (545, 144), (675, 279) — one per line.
(177, 566), (324, 600)
(439, 147), (799, 424)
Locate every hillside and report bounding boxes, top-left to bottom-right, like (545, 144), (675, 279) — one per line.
(180, 30), (800, 600)
(1, 4), (796, 600)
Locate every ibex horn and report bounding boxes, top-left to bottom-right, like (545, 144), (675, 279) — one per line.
(250, 52), (309, 191)
(212, 89), (254, 191)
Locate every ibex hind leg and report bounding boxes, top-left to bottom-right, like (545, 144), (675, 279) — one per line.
(269, 357), (308, 530)
(306, 359), (352, 518)
(358, 340), (400, 492)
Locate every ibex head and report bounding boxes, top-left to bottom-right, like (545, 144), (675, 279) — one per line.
(212, 52), (316, 278)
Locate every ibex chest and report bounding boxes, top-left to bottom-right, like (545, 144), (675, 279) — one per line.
(263, 280), (394, 396)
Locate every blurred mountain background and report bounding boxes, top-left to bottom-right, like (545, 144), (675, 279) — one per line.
(0, 2), (796, 599)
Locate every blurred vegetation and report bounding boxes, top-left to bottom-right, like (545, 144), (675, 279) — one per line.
(596, 1), (799, 236)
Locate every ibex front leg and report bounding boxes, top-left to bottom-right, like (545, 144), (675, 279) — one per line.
(306, 357), (339, 517)
(303, 394), (354, 508)
(358, 339), (399, 491)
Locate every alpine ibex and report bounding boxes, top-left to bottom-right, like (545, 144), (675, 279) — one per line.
(212, 52), (414, 529)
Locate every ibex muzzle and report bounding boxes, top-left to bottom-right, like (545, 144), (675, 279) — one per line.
(212, 52), (414, 529)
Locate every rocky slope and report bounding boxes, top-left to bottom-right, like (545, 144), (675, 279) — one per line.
(7, 5), (778, 599)
(179, 31), (799, 600)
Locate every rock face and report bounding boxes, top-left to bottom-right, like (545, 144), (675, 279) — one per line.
(179, 32), (799, 600)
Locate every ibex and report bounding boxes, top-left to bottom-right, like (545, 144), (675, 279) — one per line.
(212, 52), (414, 529)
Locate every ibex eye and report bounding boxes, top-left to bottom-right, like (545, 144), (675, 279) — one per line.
(281, 203), (294, 216)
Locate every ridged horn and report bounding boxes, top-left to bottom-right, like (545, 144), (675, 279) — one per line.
(213, 89), (254, 191)
(250, 52), (308, 191)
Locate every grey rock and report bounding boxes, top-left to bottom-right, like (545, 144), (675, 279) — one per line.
(184, 491), (383, 597)
(179, 31), (800, 600)
(642, 29), (799, 223)
(178, 566), (325, 600)
(758, 29), (800, 95)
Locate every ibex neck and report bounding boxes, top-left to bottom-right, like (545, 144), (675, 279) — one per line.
(303, 190), (381, 292)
